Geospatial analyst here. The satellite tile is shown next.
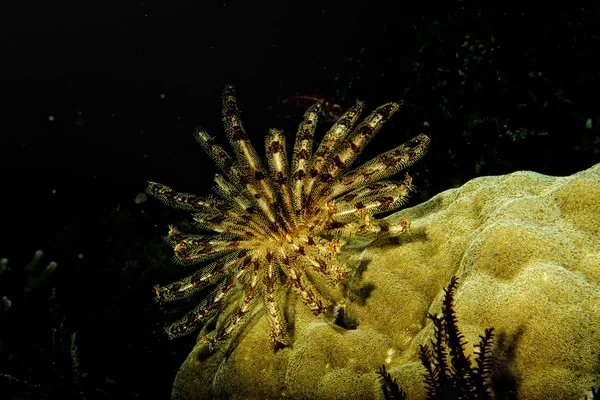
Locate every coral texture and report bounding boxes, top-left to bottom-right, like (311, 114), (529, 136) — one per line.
(171, 163), (600, 400)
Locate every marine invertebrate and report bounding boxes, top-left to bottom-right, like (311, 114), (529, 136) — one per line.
(419, 277), (495, 400)
(377, 364), (406, 399)
(147, 85), (430, 348)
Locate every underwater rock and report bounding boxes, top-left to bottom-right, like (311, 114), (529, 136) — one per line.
(171, 163), (600, 400)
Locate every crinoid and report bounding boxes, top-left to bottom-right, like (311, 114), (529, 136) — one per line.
(146, 85), (430, 348)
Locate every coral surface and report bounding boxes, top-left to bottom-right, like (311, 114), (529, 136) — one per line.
(171, 163), (600, 400)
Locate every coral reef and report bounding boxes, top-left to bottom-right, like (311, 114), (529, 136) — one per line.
(171, 163), (600, 400)
(0, 251), (84, 398)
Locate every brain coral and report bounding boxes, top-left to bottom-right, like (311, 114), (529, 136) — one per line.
(171, 163), (600, 400)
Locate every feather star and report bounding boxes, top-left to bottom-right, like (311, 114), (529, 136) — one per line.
(146, 85), (430, 349)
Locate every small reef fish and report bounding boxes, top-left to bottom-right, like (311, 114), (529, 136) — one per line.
(280, 93), (344, 122)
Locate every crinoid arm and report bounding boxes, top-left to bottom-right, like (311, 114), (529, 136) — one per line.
(147, 85), (429, 348)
